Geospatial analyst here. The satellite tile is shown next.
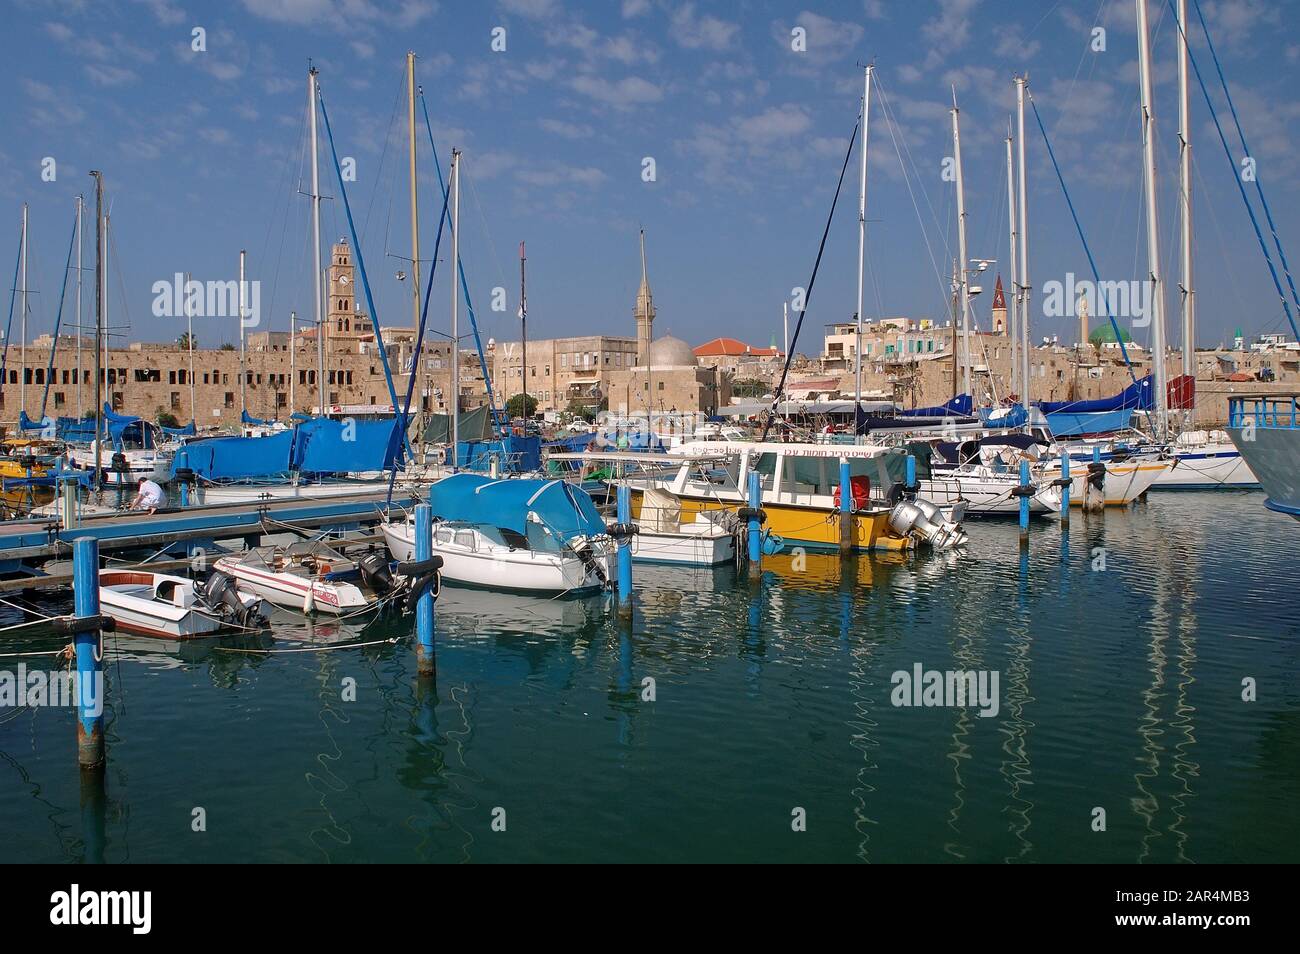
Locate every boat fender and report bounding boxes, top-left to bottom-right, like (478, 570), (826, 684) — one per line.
(395, 555), (444, 578)
(736, 507), (766, 525)
(1050, 477), (1073, 488)
(52, 615), (116, 635)
(1010, 484), (1037, 498)
(1086, 461), (1106, 491)
(303, 587), (316, 615)
(406, 569), (442, 607)
(174, 467), (195, 483)
(606, 521), (639, 539)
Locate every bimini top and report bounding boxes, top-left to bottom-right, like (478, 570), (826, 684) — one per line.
(425, 473), (606, 543)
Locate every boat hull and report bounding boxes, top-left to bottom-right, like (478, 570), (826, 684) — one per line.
(213, 556), (372, 615)
(1227, 425), (1300, 520)
(1041, 458), (1169, 506)
(919, 474), (1062, 515)
(630, 527), (736, 565)
(1152, 441), (1259, 489)
(99, 570), (264, 639)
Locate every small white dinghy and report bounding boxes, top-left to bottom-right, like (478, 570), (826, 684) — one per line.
(630, 488), (736, 566)
(214, 542), (416, 615)
(99, 570), (266, 639)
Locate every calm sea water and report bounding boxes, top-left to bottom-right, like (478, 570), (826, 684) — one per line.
(1, 490), (1297, 863)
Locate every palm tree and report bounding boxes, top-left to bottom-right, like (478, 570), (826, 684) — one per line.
(177, 332), (196, 350)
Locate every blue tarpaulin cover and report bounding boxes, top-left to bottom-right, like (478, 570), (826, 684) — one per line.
(456, 434), (541, 472)
(425, 473), (606, 543)
(241, 410), (271, 426)
(172, 431), (294, 480)
(292, 416), (404, 474)
(897, 393), (974, 417)
(161, 421), (197, 436)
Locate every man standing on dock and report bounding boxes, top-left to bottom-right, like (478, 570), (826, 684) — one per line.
(130, 477), (165, 515)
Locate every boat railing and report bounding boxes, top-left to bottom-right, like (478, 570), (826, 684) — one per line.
(1228, 394), (1300, 430)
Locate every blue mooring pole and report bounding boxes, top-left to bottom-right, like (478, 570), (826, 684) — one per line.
(746, 469), (762, 580)
(1059, 451), (1071, 523)
(415, 503), (436, 676)
(616, 484), (633, 617)
(1018, 459), (1031, 543)
(179, 479), (189, 508)
(73, 537), (104, 770)
(839, 457), (853, 557)
(905, 453), (917, 491)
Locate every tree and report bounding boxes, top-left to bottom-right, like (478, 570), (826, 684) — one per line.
(219, 342), (236, 351)
(505, 393), (538, 419)
(732, 378), (767, 398)
(177, 332), (196, 350)
(157, 411), (181, 429)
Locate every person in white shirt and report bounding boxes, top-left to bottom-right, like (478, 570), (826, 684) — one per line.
(130, 478), (165, 514)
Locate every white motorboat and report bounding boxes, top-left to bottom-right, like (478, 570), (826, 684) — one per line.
(382, 473), (616, 596)
(99, 569), (266, 639)
(67, 445), (174, 486)
(1040, 452), (1170, 507)
(921, 467), (1062, 515)
(214, 542), (416, 615)
(629, 488), (737, 565)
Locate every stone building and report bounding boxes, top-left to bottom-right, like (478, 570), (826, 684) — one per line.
(607, 334), (731, 415)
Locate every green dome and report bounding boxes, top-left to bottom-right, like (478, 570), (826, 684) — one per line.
(1089, 324), (1133, 345)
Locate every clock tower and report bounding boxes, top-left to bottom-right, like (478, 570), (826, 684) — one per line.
(327, 237), (373, 343)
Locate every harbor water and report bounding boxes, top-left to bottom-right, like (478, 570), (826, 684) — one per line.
(1, 490), (1296, 863)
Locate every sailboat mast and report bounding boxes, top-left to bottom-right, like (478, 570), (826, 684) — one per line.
(407, 51), (420, 337)
(238, 249), (247, 418)
(450, 149), (460, 462)
(1015, 75), (1031, 400)
(854, 65), (873, 438)
(520, 240), (528, 430)
(90, 170), (104, 492)
(288, 311), (297, 415)
(1005, 125), (1019, 400)
(76, 195), (83, 421)
(1176, 0), (1194, 381)
(950, 90), (971, 397)
(186, 270), (195, 419)
(1136, 0), (1169, 434)
(309, 66), (325, 417)
(19, 203), (27, 416)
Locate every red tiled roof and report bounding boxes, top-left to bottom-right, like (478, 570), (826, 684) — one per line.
(695, 336), (781, 357)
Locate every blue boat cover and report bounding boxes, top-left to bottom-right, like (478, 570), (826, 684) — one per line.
(1039, 407), (1135, 438)
(292, 416), (404, 474)
(241, 410), (271, 426)
(172, 431), (294, 480)
(102, 404), (156, 449)
(425, 473), (606, 543)
(456, 435), (542, 472)
(161, 421), (197, 436)
(979, 403), (1029, 429)
(897, 393), (974, 417)
(1037, 375), (1154, 414)
(18, 411), (52, 433)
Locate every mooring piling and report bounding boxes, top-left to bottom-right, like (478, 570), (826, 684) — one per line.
(1085, 446), (1105, 513)
(1059, 451), (1071, 523)
(414, 503), (436, 676)
(839, 457), (853, 556)
(746, 469), (763, 580)
(72, 536), (105, 770)
(616, 484), (634, 617)
(1018, 459), (1031, 544)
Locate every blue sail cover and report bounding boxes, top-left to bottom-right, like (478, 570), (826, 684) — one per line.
(897, 393), (974, 417)
(55, 416), (96, 442)
(1037, 375), (1154, 414)
(291, 416), (404, 474)
(979, 403), (1029, 429)
(425, 473), (606, 542)
(102, 404), (156, 449)
(241, 410), (271, 426)
(161, 421), (197, 436)
(171, 431), (294, 480)
(18, 411), (52, 433)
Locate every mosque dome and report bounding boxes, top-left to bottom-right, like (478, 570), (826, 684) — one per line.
(647, 334), (697, 367)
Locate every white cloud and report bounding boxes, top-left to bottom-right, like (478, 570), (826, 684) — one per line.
(622, 0), (651, 17)
(500, 0), (560, 19)
(569, 74), (663, 108)
(539, 118), (594, 138)
(85, 63), (139, 86)
(671, 3), (739, 51)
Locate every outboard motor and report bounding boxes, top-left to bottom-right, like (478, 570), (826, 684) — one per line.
(203, 571), (262, 629)
(888, 498), (968, 551)
(358, 552), (396, 595)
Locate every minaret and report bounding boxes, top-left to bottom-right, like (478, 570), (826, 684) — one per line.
(991, 274), (1007, 335)
(1078, 291), (1090, 351)
(634, 229), (655, 365)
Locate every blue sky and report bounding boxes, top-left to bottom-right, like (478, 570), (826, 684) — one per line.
(2, 0), (1298, 356)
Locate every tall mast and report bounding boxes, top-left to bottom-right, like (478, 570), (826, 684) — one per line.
(288, 310), (297, 416)
(90, 171), (104, 492)
(520, 240), (528, 430)
(1136, 0), (1169, 434)
(238, 249), (247, 418)
(1176, 0), (1195, 382)
(308, 65), (325, 417)
(1015, 75), (1031, 399)
(854, 65), (873, 437)
(407, 51), (421, 337)
(450, 149), (460, 462)
(1005, 124), (1019, 400)
(19, 203), (27, 416)
(950, 89), (972, 397)
(186, 270), (195, 420)
(76, 195), (84, 421)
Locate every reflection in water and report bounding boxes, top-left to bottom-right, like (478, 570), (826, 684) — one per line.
(0, 493), (1296, 862)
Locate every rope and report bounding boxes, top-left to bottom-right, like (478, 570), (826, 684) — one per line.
(214, 635), (405, 654)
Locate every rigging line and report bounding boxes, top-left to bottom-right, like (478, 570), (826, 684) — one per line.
(1163, 0), (1300, 340)
(760, 115), (859, 442)
(261, 94), (309, 337)
(367, 67), (407, 259)
(1, 222), (23, 398)
(1189, 0), (1300, 317)
(1189, 146), (1255, 336)
(874, 79), (949, 317)
(1028, 94), (1138, 381)
(38, 212), (78, 420)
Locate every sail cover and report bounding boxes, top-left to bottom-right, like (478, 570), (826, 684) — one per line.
(425, 473), (606, 543)
(1037, 375), (1154, 414)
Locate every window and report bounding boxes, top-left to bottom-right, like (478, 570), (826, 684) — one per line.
(170, 392), (181, 409)
(54, 392), (65, 408)
(276, 393), (287, 408)
(224, 392), (235, 408)
(169, 370), (177, 384)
